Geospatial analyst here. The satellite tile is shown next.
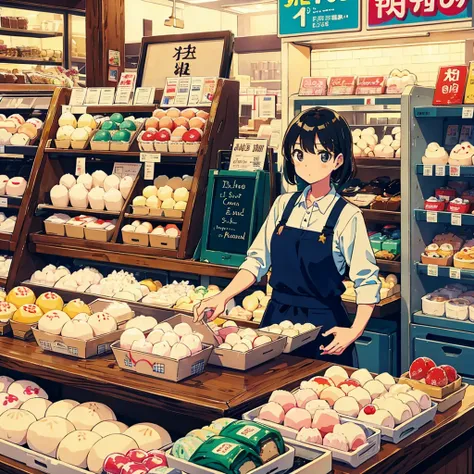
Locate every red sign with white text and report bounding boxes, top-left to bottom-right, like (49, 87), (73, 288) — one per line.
(356, 76), (386, 95)
(433, 66), (468, 106)
(328, 76), (357, 96)
(299, 77), (327, 96)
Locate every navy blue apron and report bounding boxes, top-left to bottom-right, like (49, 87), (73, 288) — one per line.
(261, 192), (359, 367)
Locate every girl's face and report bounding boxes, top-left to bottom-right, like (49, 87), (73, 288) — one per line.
(292, 137), (343, 184)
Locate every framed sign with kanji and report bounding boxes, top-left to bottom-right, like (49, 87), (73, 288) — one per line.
(136, 31), (234, 88)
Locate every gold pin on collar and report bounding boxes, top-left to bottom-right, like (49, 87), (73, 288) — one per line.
(319, 234), (327, 244)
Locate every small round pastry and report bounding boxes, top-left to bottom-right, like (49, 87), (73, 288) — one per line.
(104, 188), (124, 211)
(174, 201), (187, 211)
(197, 110), (209, 120)
(296, 427), (323, 446)
(319, 387), (345, 407)
(50, 184), (69, 207)
(59, 112), (77, 128)
(133, 196), (146, 207)
(88, 312), (117, 336)
(125, 315), (156, 332)
(395, 393), (421, 416)
(146, 195), (161, 209)
(364, 380), (387, 400)
(189, 117), (206, 129)
(155, 322), (173, 332)
(0, 376), (13, 393)
(157, 185), (173, 201)
(103, 174), (120, 192)
(6, 177), (27, 196)
(60, 174), (76, 190)
(388, 384), (411, 395)
(67, 402), (116, 431)
(77, 173), (93, 191)
(351, 368), (373, 386)
(180, 334), (202, 354)
(73, 313), (90, 322)
(27, 416), (75, 457)
(35, 292), (64, 314)
(71, 128), (89, 142)
(269, 390), (297, 413)
(0, 393), (21, 414)
(168, 177), (183, 190)
(294, 389), (319, 409)
(0, 175), (8, 195)
(77, 113), (97, 130)
(305, 399), (331, 416)
(38, 310), (70, 335)
(183, 176), (193, 191)
(119, 176), (134, 199)
(57, 125), (75, 140)
(131, 339), (153, 353)
(120, 328), (145, 350)
(8, 380), (48, 403)
(7, 286), (35, 307)
(166, 108), (180, 118)
(110, 113), (124, 124)
(173, 187), (189, 203)
(349, 387), (371, 409)
(170, 342), (192, 360)
(334, 422), (367, 451)
(311, 408), (341, 436)
(12, 304), (43, 324)
(124, 423), (171, 451)
(88, 186), (105, 210)
(61, 319), (94, 341)
(374, 398), (411, 425)
(338, 379), (361, 395)
(408, 389), (431, 410)
(46, 400), (79, 419)
(91, 170), (108, 188)
(152, 341), (171, 357)
(0, 409), (36, 445)
(174, 322), (192, 338)
(87, 434), (138, 473)
(333, 396), (360, 417)
(0, 302), (17, 321)
(63, 299), (91, 319)
(92, 420), (129, 437)
(358, 405), (395, 428)
(57, 430), (102, 468)
(161, 198), (175, 210)
(69, 183), (88, 208)
(375, 372), (396, 390)
(258, 402), (285, 424)
(181, 108), (196, 119)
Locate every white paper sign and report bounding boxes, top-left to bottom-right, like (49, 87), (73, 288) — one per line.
(140, 153), (161, 163)
(427, 264), (439, 277)
(115, 87), (134, 105)
(449, 268), (461, 279)
(426, 211), (438, 223)
(134, 87), (155, 105)
(112, 162), (141, 179)
(75, 157), (86, 176)
(451, 213), (462, 226)
(449, 165), (461, 177)
(161, 78), (179, 107)
(144, 162), (155, 180)
(229, 139), (267, 172)
(460, 125), (474, 143)
(423, 165), (433, 176)
(99, 88), (116, 105)
(189, 77), (204, 105)
(84, 88), (101, 105)
(69, 88), (87, 106)
(445, 124), (460, 146)
(0, 197), (7, 208)
(462, 107), (474, 119)
(435, 165), (446, 177)
(174, 77), (192, 106)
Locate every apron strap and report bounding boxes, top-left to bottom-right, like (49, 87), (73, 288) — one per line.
(321, 197), (348, 236)
(277, 192), (302, 227)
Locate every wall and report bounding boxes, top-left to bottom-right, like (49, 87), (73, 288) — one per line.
(237, 13), (277, 36)
(311, 42), (466, 86)
(125, 0), (237, 43)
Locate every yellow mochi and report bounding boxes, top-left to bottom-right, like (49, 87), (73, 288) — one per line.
(6, 287), (36, 307)
(36, 292), (64, 314)
(63, 299), (91, 319)
(13, 304), (43, 323)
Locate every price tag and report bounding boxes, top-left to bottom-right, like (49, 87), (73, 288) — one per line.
(84, 88), (101, 105)
(451, 213), (462, 226)
(75, 157), (86, 176)
(449, 268), (461, 279)
(462, 107), (474, 119)
(144, 162), (155, 180)
(427, 264), (439, 277)
(0, 197), (7, 208)
(99, 88), (115, 105)
(426, 211), (438, 223)
(69, 87), (86, 106)
(70, 106), (87, 115)
(115, 87), (133, 105)
(61, 105), (72, 114)
(449, 165), (461, 177)
(423, 165), (433, 176)
(0, 146), (5, 154)
(435, 165), (446, 177)
(134, 87), (155, 105)
(140, 153), (161, 163)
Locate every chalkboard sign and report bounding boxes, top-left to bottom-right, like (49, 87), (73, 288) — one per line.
(200, 170), (267, 267)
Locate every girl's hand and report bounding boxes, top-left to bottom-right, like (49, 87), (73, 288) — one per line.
(320, 326), (361, 356)
(193, 294), (229, 323)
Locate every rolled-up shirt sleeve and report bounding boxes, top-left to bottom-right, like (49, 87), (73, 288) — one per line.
(239, 195), (284, 282)
(339, 210), (381, 304)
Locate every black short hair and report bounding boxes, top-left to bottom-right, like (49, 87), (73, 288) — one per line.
(282, 107), (355, 189)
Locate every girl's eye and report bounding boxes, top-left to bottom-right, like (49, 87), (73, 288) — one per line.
(319, 151), (332, 163)
(292, 149), (304, 162)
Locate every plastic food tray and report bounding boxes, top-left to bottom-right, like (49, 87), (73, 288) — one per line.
(432, 383), (468, 413)
(167, 444), (295, 474)
(284, 439), (332, 474)
(398, 372), (462, 398)
(242, 406), (381, 468)
(258, 326), (321, 353)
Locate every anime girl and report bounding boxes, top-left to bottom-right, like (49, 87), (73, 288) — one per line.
(195, 107), (381, 366)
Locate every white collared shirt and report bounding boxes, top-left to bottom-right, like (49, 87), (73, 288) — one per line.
(240, 185), (381, 304)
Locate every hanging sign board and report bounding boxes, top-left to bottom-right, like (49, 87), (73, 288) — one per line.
(368, 0), (472, 29)
(136, 31), (234, 89)
(278, 0), (360, 37)
(433, 65), (468, 105)
(299, 77), (327, 96)
(230, 139), (268, 172)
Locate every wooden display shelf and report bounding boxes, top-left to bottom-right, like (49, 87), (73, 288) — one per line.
(0, 337), (328, 420)
(362, 209), (401, 223)
(124, 212), (184, 223)
(0, 57), (62, 66)
(0, 277), (7, 287)
(343, 293), (401, 318)
(376, 259), (401, 273)
(0, 453), (36, 474)
(37, 204), (120, 216)
(355, 157), (401, 167)
(0, 27), (62, 38)
(0, 232), (13, 251)
(0, 84), (58, 93)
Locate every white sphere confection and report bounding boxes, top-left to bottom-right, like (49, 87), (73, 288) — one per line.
(258, 402), (285, 424)
(310, 409), (340, 437)
(325, 366), (349, 386)
(88, 187), (105, 210)
(358, 405), (395, 428)
(0, 409), (36, 445)
(71, 128), (89, 142)
(174, 322), (192, 337)
(60, 174), (76, 190)
(104, 188), (124, 211)
(57, 430), (102, 468)
(6, 177), (27, 196)
(374, 398), (411, 425)
(323, 432), (349, 452)
(374, 144), (386, 157)
(69, 183), (88, 208)
(38, 310), (70, 335)
(333, 396), (360, 417)
(50, 184), (69, 207)
(125, 315), (156, 332)
(282, 328), (299, 338)
(120, 328), (145, 350)
(305, 399), (331, 416)
(8, 381), (48, 403)
(27, 416), (75, 457)
(135, 225), (149, 234)
(180, 334), (203, 354)
(124, 422), (171, 451)
(152, 341), (171, 357)
(362, 127), (376, 136)
(103, 174), (120, 192)
(131, 339), (153, 353)
(174, 187), (189, 202)
(409, 389), (431, 410)
(143, 185), (158, 198)
(157, 185), (173, 201)
(364, 380), (387, 400)
(392, 140), (401, 151)
(0, 392), (22, 414)
(174, 201), (187, 211)
(253, 335), (272, 347)
(353, 145), (362, 158)
(88, 312), (117, 336)
(78, 113), (97, 129)
(240, 339), (253, 350)
(388, 384), (411, 395)
(170, 342), (192, 360)
(154, 175), (169, 188)
(77, 173), (93, 191)
(0, 376), (13, 392)
(225, 333), (241, 347)
(233, 343), (250, 353)
(351, 369), (373, 387)
(155, 322), (173, 332)
(356, 139), (368, 150)
(381, 135), (393, 146)
(319, 387), (345, 407)
(87, 434), (138, 474)
(46, 400), (79, 419)
(162, 331), (180, 347)
(0, 175), (8, 195)
(67, 402), (116, 431)
(334, 423), (367, 452)
(218, 343), (232, 349)
(279, 320), (293, 329)
(349, 387), (371, 409)
(119, 176), (134, 199)
(92, 420), (128, 437)
(395, 393), (421, 416)
(59, 112), (77, 128)
(62, 320), (94, 341)
(57, 125), (75, 140)
(161, 198), (175, 210)
(375, 372), (396, 390)
(301, 323), (316, 333)
(294, 389), (318, 409)
(92, 170), (108, 188)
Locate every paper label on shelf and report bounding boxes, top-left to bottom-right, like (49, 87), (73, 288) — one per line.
(0, 198), (7, 208)
(115, 87), (133, 105)
(445, 124), (460, 146)
(174, 77), (192, 106)
(423, 165), (433, 176)
(299, 77), (327, 96)
(84, 88), (101, 105)
(450, 268), (461, 280)
(112, 162), (141, 179)
(229, 138), (267, 171)
(140, 153), (161, 163)
(0, 146), (5, 154)
(427, 264), (439, 277)
(460, 125), (474, 142)
(99, 88), (116, 105)
(462, 107), (474, 119)
(450, 165), (461, 177)
(62, 105), (72, 114)
(426, 211), (438, 223)
(134, 87), (155, 105)
(75, 157), (86, 176)
(199, 77), (218, 106)
(70, 106), (87, 115)
(69, 88), (86, 106)
(144, 162), (155, 180)
(161, 77), (179, 107)
(451, 213), (462, 226)
(435, 165), (446, 176)
(189, 77), (205, 105)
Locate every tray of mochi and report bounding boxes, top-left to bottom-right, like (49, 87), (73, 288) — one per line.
(0, 375), (173, 474)
(242, 387), (381, 468)
(299, 366), (438, 444)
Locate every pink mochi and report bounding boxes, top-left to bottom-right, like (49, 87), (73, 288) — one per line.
(311, 409), (340, 436)
(217, 327), (239, 340)
(296, 427), (323, 445)
(258, 402), (285, 424)
(294, 389), (319, 409)
(319, 387), (345, 407)
(269, 390), (297, 413)
(284, 407), (312, 431)
(323, 432), (349, 452)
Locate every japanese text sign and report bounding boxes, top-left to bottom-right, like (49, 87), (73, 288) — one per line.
(368, 0), (472, 28)
(328, 76), (357, 95)
(278, 0), (360, 37)
(433, 65), (468, 105)
(299, 77), (328, 96)
(356, 76), (386, 95)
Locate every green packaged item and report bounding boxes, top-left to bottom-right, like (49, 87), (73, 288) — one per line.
(370, 233), (387, 252)
(382, 238), (401, 255)
(210, 417), (236, 434)
(220, 420), (285, 462)
(189, 436), (263, 474)
(188, 428), (216, 442)
(172, 435), (203, 460)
